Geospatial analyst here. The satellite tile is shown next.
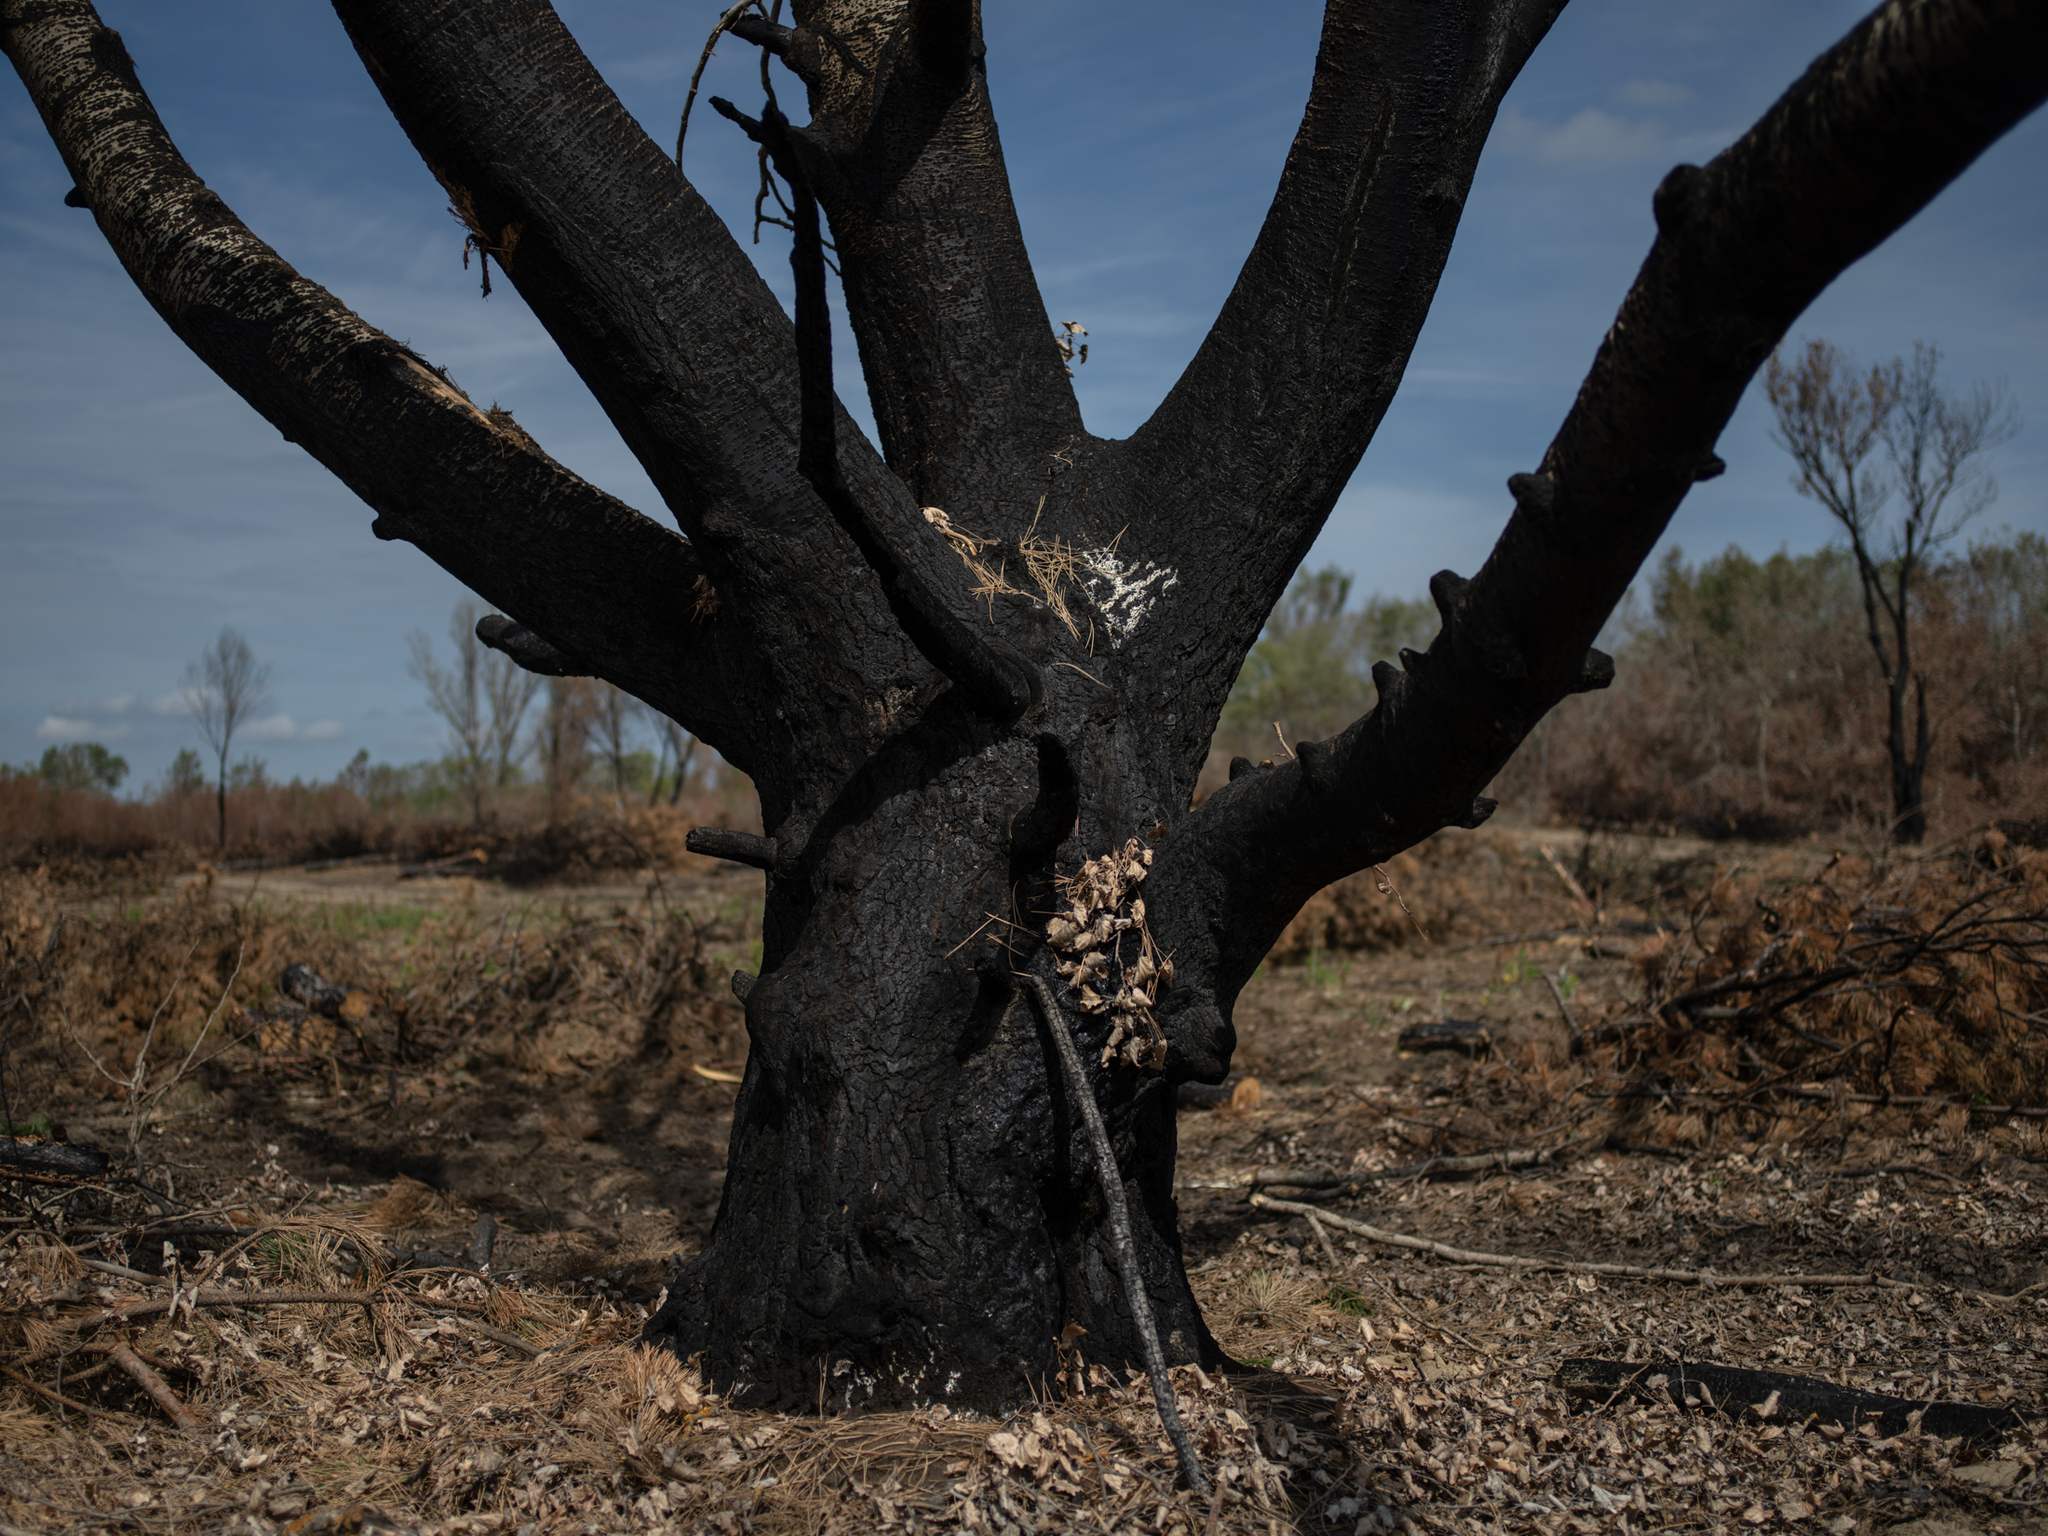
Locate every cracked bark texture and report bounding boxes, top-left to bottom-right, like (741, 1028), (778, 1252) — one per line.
(6, 0), (2043, 1414)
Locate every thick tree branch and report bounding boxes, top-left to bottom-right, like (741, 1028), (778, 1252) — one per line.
(745, 102), (1039, 721)
(0, 0), (756, 761)
(779, 0), (1084, 525)
(1118, 0), (1565, 649)
(335, 0), (1030, 774)
(1150, 0), (2048, 1028)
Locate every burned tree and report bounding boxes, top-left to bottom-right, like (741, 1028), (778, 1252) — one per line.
(1764, 340), (2019, 843)
(6, 0), (2043, 1423)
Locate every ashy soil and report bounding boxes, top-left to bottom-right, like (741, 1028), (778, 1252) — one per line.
(2, 827), (2045, 1535)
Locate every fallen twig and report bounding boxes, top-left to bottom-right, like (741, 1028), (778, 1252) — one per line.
(1555, 1357), (2035, 1444)
(1539, 844), (1594, 911)
(1582, 1086), (2048, 1119)
(1249, 1193), (2043, 1300)
(107, 1342), (203, 1433)
(1545, 971), (1585, 1053)
(1250, 1147), (1565, 1193)
(1303, 1210), (1341, 1272)
(0, 1363), (139, 1425)
(48, 1285), (535, 1340)
(1602, 1136), (1694, 1160)
(425, 1310), (543, 1358)
(1823, 1163), (1965, 1186)
(0, 1139), (110, 1177)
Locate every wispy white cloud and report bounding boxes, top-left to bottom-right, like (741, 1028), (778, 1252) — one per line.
(233, 713), (346, 743)
(242, 713), (302, 741)
(1495, 106), (1667, 167)
(1615, 79), (1695, 108)
(35, 714), (125, 742)
(149, 690), (191, 717)
(52, 691), (138, 717)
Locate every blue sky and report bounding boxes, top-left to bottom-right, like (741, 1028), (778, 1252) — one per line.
(3, 1), (2042, 789)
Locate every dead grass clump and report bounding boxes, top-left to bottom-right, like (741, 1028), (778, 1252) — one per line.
(1224, 1269), (1324, 1335)
(1268, 830), (1522, 961)
(0, 867), (741, 1149)
(363, 1176), (458, 1233)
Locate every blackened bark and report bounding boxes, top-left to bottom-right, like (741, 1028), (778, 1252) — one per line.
(777, 0), (1087, 521)
(9, 0), (2044, 1421)
(1125, 0), (1566, 596)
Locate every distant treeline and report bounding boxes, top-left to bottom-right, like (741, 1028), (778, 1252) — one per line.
(1208, 532), (2048, 842)
(11, 533), (2044, 862)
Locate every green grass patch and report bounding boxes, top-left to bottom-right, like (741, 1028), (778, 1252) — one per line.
(1324, 1285), (1374, 1317)
(319, 903), (431, 942)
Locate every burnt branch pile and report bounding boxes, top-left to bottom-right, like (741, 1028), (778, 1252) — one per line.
(1615, 841), (2048, 1118)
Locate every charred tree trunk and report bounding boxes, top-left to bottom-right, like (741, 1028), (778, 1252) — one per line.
(7, 0), (2043, 1416)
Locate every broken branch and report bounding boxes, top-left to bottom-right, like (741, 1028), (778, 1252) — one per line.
(107, 1342), (203, 1433)
(1556, 1357), (2034, 1444)
(1020, 971), (1207, 1494)
(1250, 1147), (1568, 1193)
(1249, 1193), (2042, 1300)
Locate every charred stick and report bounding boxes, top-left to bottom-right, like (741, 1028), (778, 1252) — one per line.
(476, 614), (587, 677)
(686, 828), (777, 870)
(470, 1211), (498, 1271)
(677, 2), (768, 164)
(0, 1138), (109, 1177)
(1019, 972), (1208, 1495)
(1556, 1357), (2033, 1444)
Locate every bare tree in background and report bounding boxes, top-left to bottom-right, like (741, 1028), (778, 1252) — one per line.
(482, 620), (543, 789)
(533, 675), (596, 825)
(588, 682), (642, 808)
(410, 599), (543, 825)
(183, 626), (270, 850)
(1766, 340), (2018, 841)
(408, 601), (489, 825)
(650, 715), (698, 807)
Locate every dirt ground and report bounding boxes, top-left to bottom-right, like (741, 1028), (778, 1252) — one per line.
(3, 827), (2045, 1534)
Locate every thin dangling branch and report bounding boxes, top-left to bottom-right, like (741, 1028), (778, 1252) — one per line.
(1017, 970), (1208, 1495)
(676, 0), (766, 167)
(710, 97), (1040, 722)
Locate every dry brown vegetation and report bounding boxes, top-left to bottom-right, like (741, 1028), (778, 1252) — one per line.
(3, 827), (2046, 1534)
(1490, 541), (2048, 843)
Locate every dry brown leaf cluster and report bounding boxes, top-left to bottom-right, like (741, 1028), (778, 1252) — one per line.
(1047, 838), (1173, 1068)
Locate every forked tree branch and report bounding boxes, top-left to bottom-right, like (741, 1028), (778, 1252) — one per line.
(1150, 0), (2048, 1033)
(0, 0), (757, 761)
(767, 0), (1083, 523)
(335, 0), (1033, 770)
(744, 101), (1040, 721)
(1117, 0), (1566, 657)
